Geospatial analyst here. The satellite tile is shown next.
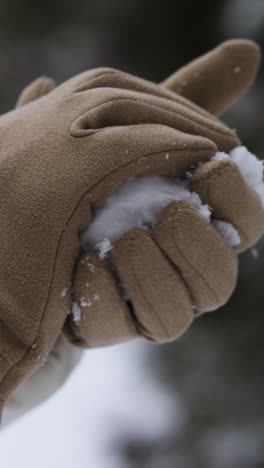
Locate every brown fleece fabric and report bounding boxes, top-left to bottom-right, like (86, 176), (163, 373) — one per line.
(0, 39), (263, 412)
(153, 202), (238, 315)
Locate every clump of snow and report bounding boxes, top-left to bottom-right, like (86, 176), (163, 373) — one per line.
(61, 287), (68, 298)
(80, 146), (264, 255)
(80, 296), (92, 308)
(79, 293), (100, 308)
(40, 354), (49, 368)
(80, 255), (96, 273)
(71, 302), (82, 324)
(229, 146), (264, 206)
(212, 152), (230, 162)
(95, 238), (113, 259)
(212, 220), (241, 247)
(81, 177), (211, 250)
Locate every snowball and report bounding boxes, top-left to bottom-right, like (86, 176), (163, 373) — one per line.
(81, 177), (211, 250)
(80, 146), (264, 254)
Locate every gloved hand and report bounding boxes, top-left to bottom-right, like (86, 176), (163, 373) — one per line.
(66, 39), (264, 348)
(0, 39), (263, 419)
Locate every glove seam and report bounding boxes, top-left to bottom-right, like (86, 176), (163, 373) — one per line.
(74, 69), (215, 119)
(126, 237), (171, 340)
(168, 228), (221, 307)
(72, 96), (234, 139)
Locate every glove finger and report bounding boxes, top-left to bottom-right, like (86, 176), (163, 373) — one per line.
(64, 252), (138, 348)
(161, 39), (261, 115)
(80, 124), (216, 208)
(16, 76), (56, 108)
(71, 88), (239, 151)
(111, 228), (194, 342)
(153, 201), (238, 315)
(189, 159), (264, 252)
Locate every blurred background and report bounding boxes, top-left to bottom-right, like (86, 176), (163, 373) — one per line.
(0, 1), (264, 467)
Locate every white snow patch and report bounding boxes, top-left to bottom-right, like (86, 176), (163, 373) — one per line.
(80, 146), (263, 254)
(96, 238), (113, 259)
(81, 177), (211, 250)
(212, 151), (230, 162)
(71, 302), (82, 324)
(80, 296), (92, 308)
(79, 294), (100, 309)
(230, 146), (264, 206)
(213, 220), (241, 247)
(60, 287), (68, 298)
(40, 354), (49, 368)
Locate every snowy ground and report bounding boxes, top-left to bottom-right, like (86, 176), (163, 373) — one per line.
(0, 341), (182, 468)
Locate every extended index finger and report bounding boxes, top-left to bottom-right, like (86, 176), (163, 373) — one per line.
(162, 39), (261, 115)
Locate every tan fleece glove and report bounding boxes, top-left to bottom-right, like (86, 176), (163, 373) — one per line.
(66, 39), (264, 349)
(0, 39), (262, 413)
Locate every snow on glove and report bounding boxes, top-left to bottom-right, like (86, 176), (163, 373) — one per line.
(0, 38), (260, 415)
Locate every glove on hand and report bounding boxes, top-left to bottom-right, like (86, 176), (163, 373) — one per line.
(0, 39), (262, 413)
(66, 39), (264, 348)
